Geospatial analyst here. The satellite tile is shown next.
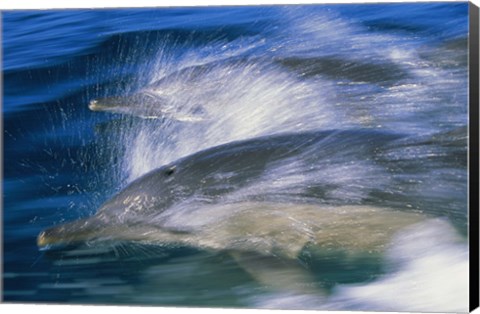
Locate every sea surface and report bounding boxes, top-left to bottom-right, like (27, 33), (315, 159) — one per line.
(2, 3), (470, 312)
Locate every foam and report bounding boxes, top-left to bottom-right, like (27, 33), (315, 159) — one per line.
(328, 219), (468, 312)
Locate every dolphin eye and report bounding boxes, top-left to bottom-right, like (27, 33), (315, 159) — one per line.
(165, 166), (176, 176)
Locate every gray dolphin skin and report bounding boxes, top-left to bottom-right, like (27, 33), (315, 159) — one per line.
(38, 129), (402, 245)
(37, 128), (466, 295)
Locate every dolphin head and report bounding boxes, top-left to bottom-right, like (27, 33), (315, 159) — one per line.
(89, 92), (167, 118)
(89, 91), (209, 122)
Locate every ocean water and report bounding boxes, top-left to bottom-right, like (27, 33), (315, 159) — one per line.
(2, 3), (470, 312)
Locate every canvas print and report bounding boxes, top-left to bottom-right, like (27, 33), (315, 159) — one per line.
(2, 2), (474, 312)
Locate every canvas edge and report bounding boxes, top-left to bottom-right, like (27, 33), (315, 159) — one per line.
(469, 1), (480, 312)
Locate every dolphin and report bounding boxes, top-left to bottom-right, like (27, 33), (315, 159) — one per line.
(37, 128), (465, 295)
(88, 55), (412, 122)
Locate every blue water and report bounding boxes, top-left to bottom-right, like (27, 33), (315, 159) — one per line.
(2, 3), (470, 311)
